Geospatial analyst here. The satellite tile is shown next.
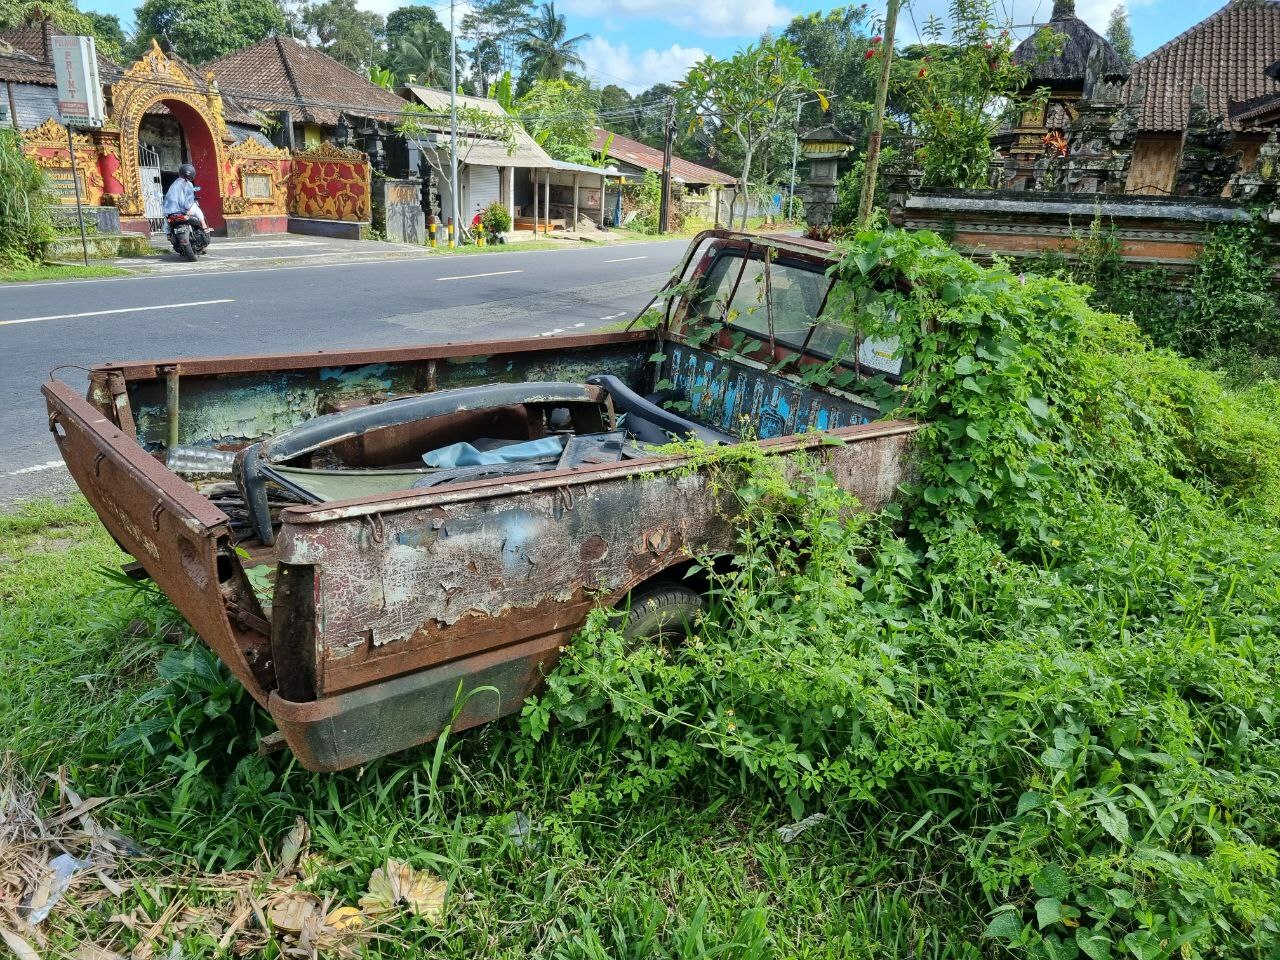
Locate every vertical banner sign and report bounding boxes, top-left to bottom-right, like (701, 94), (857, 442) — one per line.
(51, 35), (105, 266)
(52, 35), (105, 127)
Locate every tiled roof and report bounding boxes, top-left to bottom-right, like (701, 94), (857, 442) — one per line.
(203, 36), (408, 125)
(0, 45), (53, 85)
(0, 20), (119, 85)
(1125, 0), (1280, 132)
(592, 127), (736, 186)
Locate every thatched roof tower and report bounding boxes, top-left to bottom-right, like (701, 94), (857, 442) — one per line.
(1013, 0), (1130, 91)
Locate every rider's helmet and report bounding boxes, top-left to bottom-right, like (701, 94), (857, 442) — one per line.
(178, 163), (196, 180)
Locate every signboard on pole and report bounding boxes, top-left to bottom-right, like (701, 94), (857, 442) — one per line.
(52, 34), (105, 129)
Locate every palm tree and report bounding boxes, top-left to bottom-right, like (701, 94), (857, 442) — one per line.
(517, 3), (589, 81)
(394, 23), (450, 87)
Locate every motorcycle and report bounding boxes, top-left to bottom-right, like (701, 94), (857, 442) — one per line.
(166, 199), (210, 262)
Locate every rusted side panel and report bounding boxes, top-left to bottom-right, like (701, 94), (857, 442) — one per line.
(41, 381), (272, 704)
(273, 421), (918, 700)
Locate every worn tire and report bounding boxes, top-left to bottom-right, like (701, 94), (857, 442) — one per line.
(619, 583), (704, 644)
(174, 230), (197, 262)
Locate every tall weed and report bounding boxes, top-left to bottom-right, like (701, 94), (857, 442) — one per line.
(530, 229), (1280, 958)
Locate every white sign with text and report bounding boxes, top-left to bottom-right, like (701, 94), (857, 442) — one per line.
(52, 34), (105, 128)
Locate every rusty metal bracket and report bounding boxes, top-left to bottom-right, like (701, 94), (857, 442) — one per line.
(226, 601), (272, 636)
(163, 365), (181, 461)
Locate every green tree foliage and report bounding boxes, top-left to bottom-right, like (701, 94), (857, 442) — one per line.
(516, 78), (598, 163)
(517, 2), (589, 82)
(0, 128), (54, 267)
(461, 0), (530, 95)
(599, 83), (631, 115)
(391, 21), (451, 87)
(893, 0), (1039, 188)
(301, 0), (384, 70)
(1, 0), (124, 61)
(782, 5), (876, 134)
(530, 227), (1280, 957)
(132, 0), (285, 63)
(1105, 4), (1136, 66)
(84, 10), (125, 60)
(678, 38), (825, 228)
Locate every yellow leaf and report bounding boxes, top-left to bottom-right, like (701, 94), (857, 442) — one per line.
(325, 906), (365, 931)
(359, 858), (446, 922)
(816, 92), (830, 111)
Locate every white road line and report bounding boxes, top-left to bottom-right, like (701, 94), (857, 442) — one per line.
(599, 312), (627, 320)
(604, 256), (648, 263)
(3, 460), (64, 477)
(436, 269), (524, 281)
(2, 240), (687, 289)
(1, 298), (234, 326)
(573, 322), (585, 327)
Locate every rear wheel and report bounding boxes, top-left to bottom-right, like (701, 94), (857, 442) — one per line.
(174, 229), (197, 262)
(618, 583), (704, 644)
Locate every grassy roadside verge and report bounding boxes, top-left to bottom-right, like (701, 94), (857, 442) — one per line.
(0, 498), (968, 959)
(2, 229), (1276, 959)
(0, 262), (130, 283)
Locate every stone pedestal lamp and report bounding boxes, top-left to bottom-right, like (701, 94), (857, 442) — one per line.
(800, 122), (856, 235)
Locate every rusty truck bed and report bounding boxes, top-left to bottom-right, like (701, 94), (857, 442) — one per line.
(42, 231), (919, 771)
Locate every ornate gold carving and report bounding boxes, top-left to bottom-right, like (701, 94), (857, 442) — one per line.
(107, 40), (232, 216)
(228, 137), (290, 160)
(20, 118), (93, 150)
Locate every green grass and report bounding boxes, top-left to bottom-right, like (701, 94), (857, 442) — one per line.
(0, 262), (130, 282)
(3, 230), (1277, 958)
(0, 498), (975, 959)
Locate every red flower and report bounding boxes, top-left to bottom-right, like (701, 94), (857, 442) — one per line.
(872, 35), (882, 43)
(983, 41), (992, 49)
(918, 67), (927, 77)
(864, 48), (876, 59)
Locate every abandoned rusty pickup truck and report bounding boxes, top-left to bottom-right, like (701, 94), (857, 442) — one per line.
(42, 231), (918, 771)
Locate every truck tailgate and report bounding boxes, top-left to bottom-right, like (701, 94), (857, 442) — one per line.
(41, 379), (270, 704)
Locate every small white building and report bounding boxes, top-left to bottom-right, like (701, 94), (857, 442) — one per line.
(399, 85), (617, 235)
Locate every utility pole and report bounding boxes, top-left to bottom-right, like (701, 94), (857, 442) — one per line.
(658, 97), (675, 234)
(857, 0), (899, 228)
(449, 0), (460, 246)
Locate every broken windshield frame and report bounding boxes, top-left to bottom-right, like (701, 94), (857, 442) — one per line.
(676, 237), (905, 382)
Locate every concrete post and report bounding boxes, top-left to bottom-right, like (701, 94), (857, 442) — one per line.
(506, 165), (515, 228)
(572, 172), (579, 231)
(543, 174), (550, 234)
(532, 167), (539, 233)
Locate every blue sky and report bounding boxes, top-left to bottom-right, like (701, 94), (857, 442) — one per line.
(90, 0), (1227, 92)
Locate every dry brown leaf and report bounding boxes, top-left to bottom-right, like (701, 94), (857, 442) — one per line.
(359, 859), (446, 921)
(97, 870), (125, 898)
(0, 927), (41, 960)
(266, 892), (322, 934)
(276, 818), (310, 877)
(74, 946), (125, 960)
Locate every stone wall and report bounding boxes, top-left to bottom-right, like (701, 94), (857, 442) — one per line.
(889, 187), (1259, 271)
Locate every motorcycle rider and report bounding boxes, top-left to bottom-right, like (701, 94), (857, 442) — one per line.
(163, 163), (207, 239)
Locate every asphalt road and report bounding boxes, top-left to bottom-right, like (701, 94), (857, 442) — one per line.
(0, 238), (689, 504)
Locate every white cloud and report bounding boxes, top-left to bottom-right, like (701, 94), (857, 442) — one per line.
(581, 36), (706, 93)
(562, 0), (791, 39)
(353, 0), (474, 24)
